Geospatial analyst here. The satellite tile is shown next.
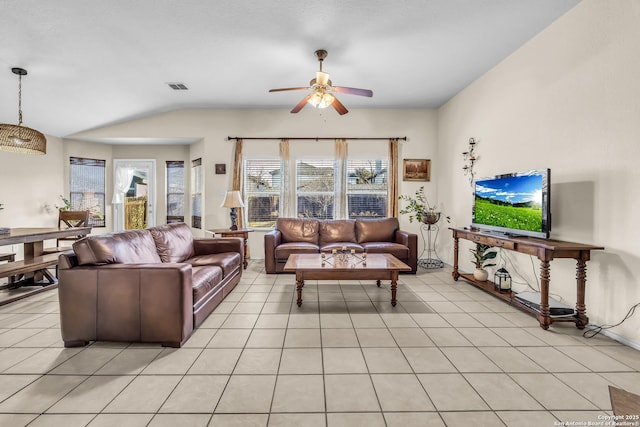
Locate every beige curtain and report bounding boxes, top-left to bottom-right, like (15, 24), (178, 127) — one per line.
(388, 138), (399, 217)
(334, 139), (348, 219)
(279, 139), (291, 218)
(231, 139), (244, 228)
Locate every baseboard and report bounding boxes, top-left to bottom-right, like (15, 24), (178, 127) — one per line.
(597, 328), (640, 351)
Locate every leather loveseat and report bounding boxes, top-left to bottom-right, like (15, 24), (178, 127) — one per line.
(58, 222), (243, 348)
(264, 217), (417, 274)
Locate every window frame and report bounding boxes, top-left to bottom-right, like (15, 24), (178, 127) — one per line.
(166, 160), (185, 223)
(69, 156), (106, 227)
(243, 157), (282, 229)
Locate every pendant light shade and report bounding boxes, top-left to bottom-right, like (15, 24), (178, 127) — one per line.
(0, 68), (47, 155)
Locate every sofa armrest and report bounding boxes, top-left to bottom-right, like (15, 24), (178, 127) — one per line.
(193, 237), (243, 256)
(59, 263), (194, 347)
(395, 230), (418, 273)
(264, 230), (282, 274)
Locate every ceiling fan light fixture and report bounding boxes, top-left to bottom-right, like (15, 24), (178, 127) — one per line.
(307, 91), (334, 109)
(0, 68), (47, 155)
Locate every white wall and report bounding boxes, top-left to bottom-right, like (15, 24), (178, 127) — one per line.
(437, 0), (640, 346)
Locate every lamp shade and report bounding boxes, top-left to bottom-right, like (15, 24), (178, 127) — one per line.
(221, 190), (245, 208)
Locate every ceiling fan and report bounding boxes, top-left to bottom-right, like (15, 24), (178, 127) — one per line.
(269, 49), (373, 115)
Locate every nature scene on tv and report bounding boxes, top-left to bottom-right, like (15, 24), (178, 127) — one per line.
(474, 173), (544, 232)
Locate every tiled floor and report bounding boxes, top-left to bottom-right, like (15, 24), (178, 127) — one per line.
(0, 261), (639, 426)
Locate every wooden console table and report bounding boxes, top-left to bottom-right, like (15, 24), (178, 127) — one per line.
(450, 227), (603, 330)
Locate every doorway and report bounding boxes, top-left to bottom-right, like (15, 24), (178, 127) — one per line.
(113, 160), (156, 231)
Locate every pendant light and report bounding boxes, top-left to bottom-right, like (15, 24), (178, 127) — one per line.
(0, 67), (47, 155)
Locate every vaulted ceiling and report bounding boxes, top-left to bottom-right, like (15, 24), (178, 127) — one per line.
(1, 0), (580, 137)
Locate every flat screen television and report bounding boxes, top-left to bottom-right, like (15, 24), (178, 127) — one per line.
(472, 168), (551, 239)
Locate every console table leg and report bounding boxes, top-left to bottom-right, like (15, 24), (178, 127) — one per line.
(575, 259), (589, 329)
(538, 260), (552, 330)
(376, 279), (381, 288)
(452, 237), (460, 281)
(296, 277), (304, 307)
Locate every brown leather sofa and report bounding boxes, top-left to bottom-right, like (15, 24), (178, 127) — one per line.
(264, 217), (417, 274)
(58, 222), (243, 348)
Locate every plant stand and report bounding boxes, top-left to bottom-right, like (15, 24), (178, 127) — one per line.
(418, 223), (444, 269)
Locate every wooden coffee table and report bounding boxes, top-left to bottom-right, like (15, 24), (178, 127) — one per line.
(283, 253), (412, 307)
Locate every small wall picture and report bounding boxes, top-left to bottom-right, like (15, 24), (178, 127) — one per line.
(403, 159), (431, 181)
(215, 163), (226, 175)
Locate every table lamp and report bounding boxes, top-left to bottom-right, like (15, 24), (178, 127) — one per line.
(221, 190), (245, 230)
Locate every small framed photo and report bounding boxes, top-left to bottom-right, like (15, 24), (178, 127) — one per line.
(215, 163), (226, 175)
(403, 159), (431, 181)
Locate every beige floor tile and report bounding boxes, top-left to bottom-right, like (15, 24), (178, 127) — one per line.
(182, 328), (216, 348)
(0, 414), (37, 427)
(321, 328), (358, 347)
(241, 293), (270, 303)
(268, 413), (325, 427)
(287, 314), (320, 328)
(199, 313), (229, 329)
(279, 348), (323, 374)
(327, 412), (386, 427)
(271, 374), (325, 412)
(0, 347), (42, 372)
(3, 347), (86, 375)
(255, 314), (290, 329)
(426, 301), (464, 313)
(596, 345), (640, 370)
(372, 374), (434, 411)
(0, 374), (39, 403)
(0, 328), (41, 347)
(87, 414), (154, 427)
(388, 327), (434, 347)
(12, 328), (64, 348)
(456, 328), (511, 346)
(95, 348), (162, 375)
(355, 328), (397, 347)
(323, 347), (368, 374)
(555, 372), (616, 410)
(104, 375), (182, 413)
(511, 373), (598, 410)
(28, 414), (95, 427)
(402, 347), (457, 373)
(464, 373), (543, 410)
(440, 411), (506, 427)
(496, 410), (558, 427)
(324, 374), (380, 412)
(320, 313), (353, 328)
(207, 329), (251, 348)
(558, 346), (636, 372)
(423, 328), (473, 346)
(383, 412), (445, 427)
(345, 301), (379, 313)
(209, 414), (268, 427)
(0, 375), (87, 413)
(380, 313), (418, 327)
(47, 375), (133, 413)
(454, 301), (493, 313)
(418, 373), (488, 411)
(246, 328), (286, 348)
(478, 347), (545, 373)
(141, 348), (201, 375)
(284, 328), (321, 348)
(349, 313), (385, 328)
(491, 327), (548, 346)
(221, 313), (259, 328)
(599, 372), (640, 395)
(234, 348), (281, 374)
(232, 302), (265, 314)
(215, 375), (276, 413)
(469, 312), (514, 327)
(49, 347), (122, 375)
(148, 414), (210, 426)
(440, 347), (501, 372)
(523, 326), (583, 346)
(517, 347), (589, 372)
(440, 312), (483, 327)
(188, 348), (242, 374)
(159, 375), (228, 413)
(362, 347), (413, 373)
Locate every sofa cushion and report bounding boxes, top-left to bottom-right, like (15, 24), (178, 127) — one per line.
(73, 230), (161, 265)
(356, 218), (399, 243)
(320, 242), (364, 253)
(276, 218), (320, 244)
(188, 252), (241, 277)
(361, 242), (409, 260)
(149, 223), (195, 263)
(191, 265), (224, 303)
(319, 219), (356, 246)
(274, 242), (319, 260)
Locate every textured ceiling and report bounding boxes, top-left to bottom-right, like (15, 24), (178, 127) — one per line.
(0, 0), (580, 137)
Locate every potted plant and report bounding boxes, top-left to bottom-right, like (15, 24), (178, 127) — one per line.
(470, 243), (497, 281)
(398, 186), (449, 224)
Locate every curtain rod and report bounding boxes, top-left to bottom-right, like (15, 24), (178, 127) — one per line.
(227, 136), (407, 141)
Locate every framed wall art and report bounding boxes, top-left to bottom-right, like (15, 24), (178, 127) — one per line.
(403, 159), (431, 181)
(215, 163), (226, 175)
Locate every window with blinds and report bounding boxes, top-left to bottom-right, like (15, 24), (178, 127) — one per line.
(346, 159), (388, 219)
(244, 158), (281, 228)
(296, 159), (335, 220)
(166, 160), (185, 223)
(191, 158), (202, 229)
(69, 157), (106, 227)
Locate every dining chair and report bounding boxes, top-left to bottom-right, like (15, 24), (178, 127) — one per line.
(43, 210), (91, 254)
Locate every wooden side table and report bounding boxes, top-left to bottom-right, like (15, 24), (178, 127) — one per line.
(208, 228), (254, 269)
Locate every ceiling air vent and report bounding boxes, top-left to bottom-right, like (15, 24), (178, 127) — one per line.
(167, 82), (188, 90)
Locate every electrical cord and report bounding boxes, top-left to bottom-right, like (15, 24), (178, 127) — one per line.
(583, 302), (640, 339)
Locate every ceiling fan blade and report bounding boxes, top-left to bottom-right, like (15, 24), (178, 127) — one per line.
(332, 86), (373, 97)
(291, 94), (312, 113)
(331, 96), (349, 115)
(269, 87), (309, 93)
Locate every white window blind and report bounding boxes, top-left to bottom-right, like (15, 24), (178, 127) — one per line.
(166, 160), (184, 223)
(244, 158), (281, 228)
(346, 159), (388, 219)
(191, 158), (202, 229)
(296, 159), (335, 220)
(69, 157), (106, 227)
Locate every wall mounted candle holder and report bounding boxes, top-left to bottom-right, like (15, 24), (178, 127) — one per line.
(462, 137), (478, 187)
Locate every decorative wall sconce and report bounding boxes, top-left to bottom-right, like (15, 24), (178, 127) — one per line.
(462, 137), (478, 187)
